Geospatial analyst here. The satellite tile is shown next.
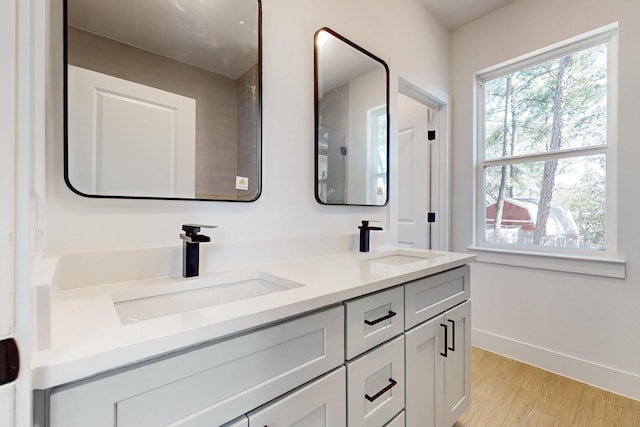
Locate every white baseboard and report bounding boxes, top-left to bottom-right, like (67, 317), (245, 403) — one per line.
(472, 328), (640, 401)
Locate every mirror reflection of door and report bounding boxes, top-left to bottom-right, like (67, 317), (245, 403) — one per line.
(398, 94), (432, 249)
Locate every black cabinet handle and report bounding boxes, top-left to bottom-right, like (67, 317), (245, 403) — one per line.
(365, 378), (398, 402)
(448, 319), (456, 352)
(364, 310), (397, 326)
(440, 323), (448, 357)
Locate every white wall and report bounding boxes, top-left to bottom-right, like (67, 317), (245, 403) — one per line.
(45, 0), (450, 255)
(451, 0), (640, 398)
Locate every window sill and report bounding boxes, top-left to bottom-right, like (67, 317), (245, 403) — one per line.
(467, 246), (626, 279)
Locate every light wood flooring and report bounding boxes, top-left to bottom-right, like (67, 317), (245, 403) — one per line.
(455, 347), (640, 427)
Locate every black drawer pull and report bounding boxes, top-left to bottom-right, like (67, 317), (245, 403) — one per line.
(365, 378), (398, 402)
(440, 323), (448, 357)
(364, 310), (397, 326)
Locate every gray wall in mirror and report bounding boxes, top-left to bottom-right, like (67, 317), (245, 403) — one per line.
(64, 0), (261, 201)
(314, 28), (389, 206)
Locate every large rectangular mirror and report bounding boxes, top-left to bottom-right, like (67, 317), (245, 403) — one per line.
(314, 28), (389, 206)
(64, 0), (261, 201)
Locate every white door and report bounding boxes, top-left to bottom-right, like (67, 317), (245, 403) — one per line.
(67, 66), (196, 198)
(398, 94), (431, 248)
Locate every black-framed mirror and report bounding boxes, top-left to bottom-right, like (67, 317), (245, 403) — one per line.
(314, 28), (389, 206)
(64, 0), (262, 201)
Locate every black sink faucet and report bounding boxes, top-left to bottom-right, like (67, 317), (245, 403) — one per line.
(358, 220), (383, 253)
(180, 224), (216, 278)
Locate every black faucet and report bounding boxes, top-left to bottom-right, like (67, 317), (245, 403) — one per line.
(180, 224), (216, 278)
(358, 220), (383, 252)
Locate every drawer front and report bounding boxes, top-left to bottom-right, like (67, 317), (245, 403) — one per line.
(345, 286), (404, 359)
(49, 306), (344, 427)
(405, 265), (470, 329)
(384, 410), (405, 427)
(346, 335), (405, 427)
(247, 367), (346, 427)
(222, 416), (249, 427)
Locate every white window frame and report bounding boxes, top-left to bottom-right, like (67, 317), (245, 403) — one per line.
(470, 23), (625, 278)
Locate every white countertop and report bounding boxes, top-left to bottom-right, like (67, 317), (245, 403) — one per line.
(32, 248), (474, 389)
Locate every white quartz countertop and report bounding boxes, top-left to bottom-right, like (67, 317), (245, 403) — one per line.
(32, 248), (474, 389)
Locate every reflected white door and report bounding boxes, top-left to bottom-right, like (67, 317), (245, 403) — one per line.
(68, 66), (196, 198)
(398, 95), (431, 249)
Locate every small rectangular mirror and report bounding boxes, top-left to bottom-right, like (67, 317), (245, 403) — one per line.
(314, 28), (389, 206)
(64, 0), (262, 201)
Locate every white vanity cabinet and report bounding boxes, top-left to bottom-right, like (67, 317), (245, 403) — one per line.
(39, 261), (472, 427)
(404, 267), (471, 427)
(46, 306), (344, 427)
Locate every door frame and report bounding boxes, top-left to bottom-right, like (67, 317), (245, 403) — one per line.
(0, 0), (19, 424)
(397, 78), (450, 251)
(1, 0), (36, 424)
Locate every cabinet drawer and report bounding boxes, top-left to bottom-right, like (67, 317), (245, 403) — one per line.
(346, 335), (405, 427)
(405, 265), (470, 329)
(48, 306), (344, 427)
(248, 367), (346, 426)
(384, 410), (405, 427)
(222, 416), (248, 427)
(345, 286), (404, 359)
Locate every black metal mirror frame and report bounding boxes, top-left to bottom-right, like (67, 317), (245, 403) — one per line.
(63, 0), (263, 202)
(314, 27), (390, 207)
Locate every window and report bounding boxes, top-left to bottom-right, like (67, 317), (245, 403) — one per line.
(475, 26), (618, 258)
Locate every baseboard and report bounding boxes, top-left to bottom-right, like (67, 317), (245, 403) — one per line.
(472, 328), (640, 401)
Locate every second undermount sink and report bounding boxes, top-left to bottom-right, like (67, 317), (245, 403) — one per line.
(112, 272), (304, 324)
(365, 249), (444, 266)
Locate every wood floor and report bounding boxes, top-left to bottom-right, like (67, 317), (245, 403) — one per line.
(455, 347), (640, 427)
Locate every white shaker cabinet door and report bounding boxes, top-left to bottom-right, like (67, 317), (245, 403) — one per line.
(443, 300), (471, 427)
(405, 300), (471, 427)
(405, 314), (445, 427)
(247, 367), (346, 427)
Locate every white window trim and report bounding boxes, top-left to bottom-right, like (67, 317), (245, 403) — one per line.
(472, 23), (624, 278)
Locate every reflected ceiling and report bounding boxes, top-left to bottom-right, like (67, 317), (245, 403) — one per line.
(68, 0), (258, 78)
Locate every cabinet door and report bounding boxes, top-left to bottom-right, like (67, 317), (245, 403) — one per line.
(443, 301), (471, 427)
(404, 314), (445, 427)
(248, 367), (346, 427)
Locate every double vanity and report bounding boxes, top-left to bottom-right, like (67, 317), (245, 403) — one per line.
(50, 0), (470, 424)
(33, 248), (473, 426)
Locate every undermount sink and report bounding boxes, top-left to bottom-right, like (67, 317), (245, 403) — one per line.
(365, 249), (443, 266)
(112, 272), (304, 324)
